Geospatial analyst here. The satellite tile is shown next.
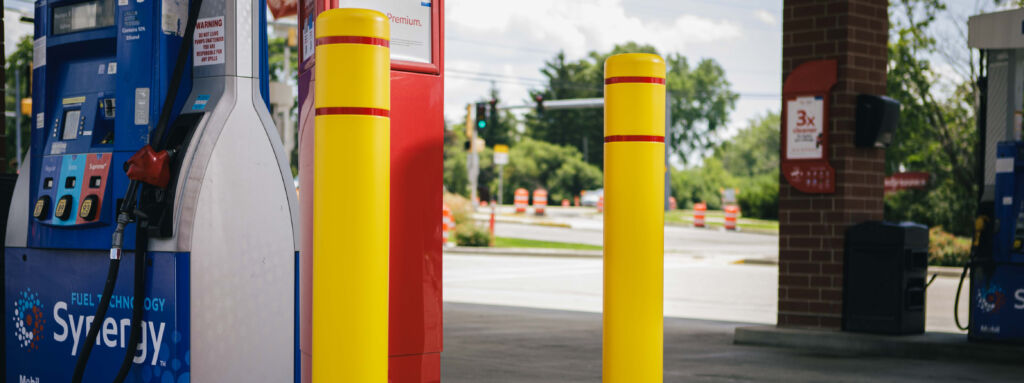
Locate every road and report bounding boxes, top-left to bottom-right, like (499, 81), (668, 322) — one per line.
(442, 303), (1021, 383)
(443, 252), (972, 333)
(494, 221), (779, 261)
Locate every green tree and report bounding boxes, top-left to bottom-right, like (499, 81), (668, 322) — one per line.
(497, 138), (602, 203)
(524, 42), (738, 167)
(4, 36), (33, 171)
(267, 36), (300, 175)
(443, 125), (469, 196)
(268, 36), (298, 82)
(670, 112), (779, 218)
(884, 0), (977, 236)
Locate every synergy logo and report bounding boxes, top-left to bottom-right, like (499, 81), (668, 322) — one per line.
(12, 288), (46, 351)
(976, 284), (1007, 314)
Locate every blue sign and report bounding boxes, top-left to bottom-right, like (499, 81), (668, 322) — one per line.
(6, 248), (190, 382)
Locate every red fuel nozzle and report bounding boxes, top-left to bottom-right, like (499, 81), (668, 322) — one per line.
(125, 145), (171, 188)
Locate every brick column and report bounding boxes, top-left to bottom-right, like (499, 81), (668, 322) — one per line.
(778, 0), (888, 329)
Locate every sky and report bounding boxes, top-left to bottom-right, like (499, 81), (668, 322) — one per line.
(4, 0), (1016, 140)
(443, 0), (784, 140)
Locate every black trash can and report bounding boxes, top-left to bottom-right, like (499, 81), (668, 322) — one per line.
(842, 221), (928, 335)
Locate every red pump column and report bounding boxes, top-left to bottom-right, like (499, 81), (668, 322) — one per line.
(297, 0), (444, 381)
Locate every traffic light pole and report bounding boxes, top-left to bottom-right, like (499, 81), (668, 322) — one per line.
(465, 103), (479, 205)
(14, 65), (21, 169)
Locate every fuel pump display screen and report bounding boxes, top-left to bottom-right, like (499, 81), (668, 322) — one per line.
(61, 109), (80, 140)
(52, 0), (115, 35)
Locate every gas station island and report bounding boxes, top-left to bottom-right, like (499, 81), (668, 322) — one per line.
(5, 0), (1024, 382)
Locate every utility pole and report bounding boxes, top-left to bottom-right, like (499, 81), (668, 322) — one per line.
(14, 66), (22, 169)
(464, 103), (478, 205)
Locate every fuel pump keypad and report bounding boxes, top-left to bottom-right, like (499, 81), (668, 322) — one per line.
(33, 196), (51, 219)
(54, 195), (73, 220)
(34, 153), (111, 225)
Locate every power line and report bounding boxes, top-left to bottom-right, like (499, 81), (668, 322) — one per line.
(446, 69), (546, 83)
(447, 37), (560, 56)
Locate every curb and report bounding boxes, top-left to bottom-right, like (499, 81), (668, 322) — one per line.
(730, 259), (968, 277)
(734, 325), (1024, 364)
(470, 216), (573, 228)
(445, 246), (602, 258)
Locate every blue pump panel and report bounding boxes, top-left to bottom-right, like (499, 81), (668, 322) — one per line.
(970, 263), (1024, 342)
(5, 249), (190, 382)
(25, 0), (193, 251)
(993, 141), (1024, 264)
(975, 141), (1024, 342)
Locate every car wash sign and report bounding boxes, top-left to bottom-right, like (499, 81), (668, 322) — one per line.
(5, 248), (190, 383)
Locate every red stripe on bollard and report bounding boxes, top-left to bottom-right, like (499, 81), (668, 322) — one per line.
(604, 76), (666, 85)
(604, 135), (665, 143)
(315, 107), (391, 117)
(316, 35), (390, 47)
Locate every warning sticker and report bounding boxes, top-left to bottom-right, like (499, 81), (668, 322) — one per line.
(193, 16), (225, 66)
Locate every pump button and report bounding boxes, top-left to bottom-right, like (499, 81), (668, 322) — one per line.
(65, 177), (76, 189)
(43, 177), (54, 189)
(54, 195), (73, 220)
(89, 176), (102, 188)
(79, 195), (99, 221)
(33, 196), (51, 220)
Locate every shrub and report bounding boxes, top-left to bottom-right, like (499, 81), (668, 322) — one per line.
(455, 223), (490, 247)
(443, 192), (474, 226)
(928, 226), (970, 267)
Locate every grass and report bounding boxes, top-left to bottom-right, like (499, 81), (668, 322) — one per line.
(665, 210), (780, 232)
(494, 236), (602, 251)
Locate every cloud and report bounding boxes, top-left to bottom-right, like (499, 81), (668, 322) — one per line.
(754, 9), (776, 26)
(447, 0), (742, 60)
(443, 0), (747, 121)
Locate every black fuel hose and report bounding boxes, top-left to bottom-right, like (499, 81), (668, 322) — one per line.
(69, 257), (120, 383)
(113, 213), (148, 382)
(954, 261), (970, 331)
(71, 0), (204, 379)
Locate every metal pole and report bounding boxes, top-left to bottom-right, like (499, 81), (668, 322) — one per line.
(498, 164), (504, 205)
(15, 65), (22, 169)
(312, 9), (390, 382)
(465, 104), (478, 205)
(603, 53), (666, 383)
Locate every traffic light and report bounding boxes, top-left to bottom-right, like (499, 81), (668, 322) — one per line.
(534, 94), (544, 114)
(488, 99), (498, 130)
(475, 102), (487, 129)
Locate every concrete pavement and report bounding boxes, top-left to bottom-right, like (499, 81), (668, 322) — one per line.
(444, 252), (972, 333)
(442, 302), (1024, 382)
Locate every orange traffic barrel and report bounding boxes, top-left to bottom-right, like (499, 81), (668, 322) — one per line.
(668, 196), (677, 210)
(514, 188), (529, 213)
(442, 203), (454, 246)
(596, 195), (604, 213)
(562, 199), (570, 207)
(693, 202), (706, 228)
(724, 204), (739, 231)
(574, 196), (581, 206)
(533, 189), (548, 215)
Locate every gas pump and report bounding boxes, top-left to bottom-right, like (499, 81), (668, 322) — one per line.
(964, 8), (1024, 343)
(5, 0), (298, 379)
